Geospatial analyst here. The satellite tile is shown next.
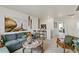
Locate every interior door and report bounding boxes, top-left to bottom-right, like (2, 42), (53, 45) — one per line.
(54, 21), (65, 38)
(58, 22), (65, 38)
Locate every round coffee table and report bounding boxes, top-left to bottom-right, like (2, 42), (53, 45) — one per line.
(22, 39), (42, 53)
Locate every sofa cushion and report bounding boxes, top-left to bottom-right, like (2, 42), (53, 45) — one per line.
(5, 40), (18, 46)
(16, 33), (24, 38)
(64, 35), (73, 46)
(6, 42), (22, 53)
(17, 38), (26, 42)
(5, 34), (16, 41)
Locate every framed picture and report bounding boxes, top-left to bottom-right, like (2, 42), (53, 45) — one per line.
(41, 24), (46, 29)
(28, 16), (32, 29)
(5, 16), (25, 32)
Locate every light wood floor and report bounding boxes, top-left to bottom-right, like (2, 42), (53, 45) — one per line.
(14, 37), (74, 53)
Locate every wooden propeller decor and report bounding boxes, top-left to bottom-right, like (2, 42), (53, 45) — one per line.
(5, 16), (24, 32)
(5, 16), (17, 32)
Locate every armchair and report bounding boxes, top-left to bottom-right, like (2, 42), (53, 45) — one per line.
(57, 35), (75, 53)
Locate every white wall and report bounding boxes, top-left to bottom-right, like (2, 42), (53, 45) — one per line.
(0, 16), (4, 34)
(40, 15), (79, 39)
(40, 17), (54, 40)
(64, 16), (79, 37)
(64, 17), (76, 36)
(55, 15), (79, 37)
(31, 16), (38, 30)
(0, 7), (38, 34)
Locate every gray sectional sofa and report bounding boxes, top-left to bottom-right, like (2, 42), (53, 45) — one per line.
(1, 31), (28, 53)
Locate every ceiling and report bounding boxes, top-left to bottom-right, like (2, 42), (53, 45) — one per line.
(1, 5), (78, 19)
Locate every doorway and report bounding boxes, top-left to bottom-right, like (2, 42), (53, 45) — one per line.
(54, 21), (65, 38)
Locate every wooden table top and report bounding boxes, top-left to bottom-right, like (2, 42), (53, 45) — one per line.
(22, 39), (42, 49)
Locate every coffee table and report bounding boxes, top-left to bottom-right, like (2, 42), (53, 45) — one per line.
(22, 39), (42, 53)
